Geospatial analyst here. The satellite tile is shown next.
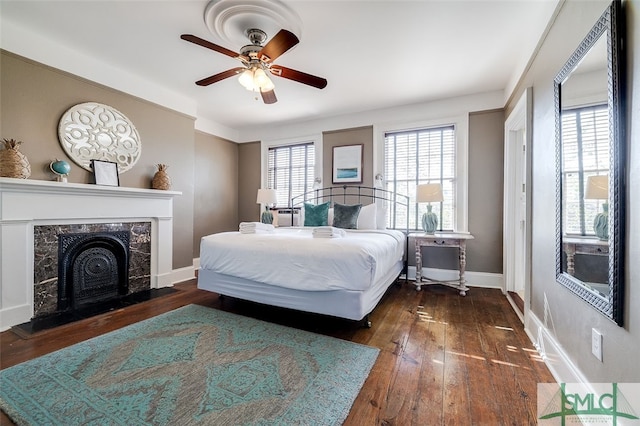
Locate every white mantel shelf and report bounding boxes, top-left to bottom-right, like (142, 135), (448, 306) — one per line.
(0, 177), (182, 330)
(0, 177), (182, 197)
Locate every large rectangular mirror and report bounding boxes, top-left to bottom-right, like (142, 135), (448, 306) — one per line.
(555, 0), (625, 325)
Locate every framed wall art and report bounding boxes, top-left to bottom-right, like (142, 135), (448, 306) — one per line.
(91, 160), (120, 187)
(332, 144), (363, 184)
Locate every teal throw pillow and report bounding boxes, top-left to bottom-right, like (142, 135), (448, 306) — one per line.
(304, 202), (330, 226)
(333, 203), (362, 229)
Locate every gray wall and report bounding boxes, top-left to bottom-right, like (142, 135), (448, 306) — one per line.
(507, 0), (638, 381)
(467, 109), (505, 273)
(1, 50), (239, 269)
(193, 131), (239, 257)
(237, 141), (261, 223)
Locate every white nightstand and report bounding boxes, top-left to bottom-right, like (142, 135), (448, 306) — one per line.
(410, 232), (475, 295)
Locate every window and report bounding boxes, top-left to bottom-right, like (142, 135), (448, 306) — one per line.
(561, 104), (609, 235)
(384, 125), (456, 231)
(267, 142), (315, 207)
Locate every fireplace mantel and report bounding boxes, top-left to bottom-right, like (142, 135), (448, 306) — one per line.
(0, 177), (182, 330)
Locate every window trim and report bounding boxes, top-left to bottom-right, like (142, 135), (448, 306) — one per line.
(261, 134), (323, 207)
(373, 115), (469, 233)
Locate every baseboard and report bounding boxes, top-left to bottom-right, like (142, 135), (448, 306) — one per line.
(525, 309), (588, 385)
(505, 293), (524, 323)
(407, 266), (503, 289)
(0, 304), (31, 332)
(171, 264), (196, 284)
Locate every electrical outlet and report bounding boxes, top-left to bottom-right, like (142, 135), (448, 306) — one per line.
(592, 329), (603, 361)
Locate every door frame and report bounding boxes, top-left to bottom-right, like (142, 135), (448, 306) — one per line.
(503, 88), (533, 322)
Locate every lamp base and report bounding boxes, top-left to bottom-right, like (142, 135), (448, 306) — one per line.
(261, 209), (273, 224)
(421, 205), (438, 234)
(593, 213), (608, 240)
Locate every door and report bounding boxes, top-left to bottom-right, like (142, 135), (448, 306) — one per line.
(504, 89), (532, 321)
(513, 130), (527, 300)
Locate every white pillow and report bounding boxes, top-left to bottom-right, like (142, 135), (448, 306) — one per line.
(376, 205), (388, 230)
(357, 203), (377, 229)
(328, 207), (334, 226)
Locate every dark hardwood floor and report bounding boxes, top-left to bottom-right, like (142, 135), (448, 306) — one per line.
(0, 280), (554, 425)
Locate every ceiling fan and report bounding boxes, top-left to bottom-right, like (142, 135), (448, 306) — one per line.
(181, 29), (327, 104)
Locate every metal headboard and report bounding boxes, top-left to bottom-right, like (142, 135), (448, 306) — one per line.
(290, 185), (410, 233)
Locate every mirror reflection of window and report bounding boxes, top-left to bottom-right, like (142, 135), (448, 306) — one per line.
(561, 105), (609, 237)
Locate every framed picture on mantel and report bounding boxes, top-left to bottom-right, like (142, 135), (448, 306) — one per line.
(91, 160), (120, 187)
(332, 144), (363, 184)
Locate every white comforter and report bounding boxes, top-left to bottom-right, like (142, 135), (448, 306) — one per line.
(200, 227), (405, 292)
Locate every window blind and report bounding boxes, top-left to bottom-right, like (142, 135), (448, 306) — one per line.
(561, 105), (609, 235)
(268, 142), (315, 207)
(384, 125), (455, 230)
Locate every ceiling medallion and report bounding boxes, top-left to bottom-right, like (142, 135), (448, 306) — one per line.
(204, 0), (302, 47)
(57, 102), (142, 173)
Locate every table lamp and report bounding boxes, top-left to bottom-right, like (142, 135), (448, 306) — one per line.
(256, 188), (278, 224)
(416, 183), (443, 234)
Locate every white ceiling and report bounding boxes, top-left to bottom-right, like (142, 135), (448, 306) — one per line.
(1, 0), (558, 138)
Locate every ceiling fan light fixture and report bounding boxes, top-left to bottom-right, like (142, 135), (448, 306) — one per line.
(238, 66), (275, 92)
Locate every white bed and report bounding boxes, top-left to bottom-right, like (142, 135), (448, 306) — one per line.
(198, 227), (406, 325)
(198, 186), (409, 326)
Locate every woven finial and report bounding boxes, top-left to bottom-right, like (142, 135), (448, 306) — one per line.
(152, 163), (171, 190)
(1, 138), (31, 178)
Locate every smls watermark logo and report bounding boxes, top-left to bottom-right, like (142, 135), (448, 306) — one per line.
(538, 383), (640, 425)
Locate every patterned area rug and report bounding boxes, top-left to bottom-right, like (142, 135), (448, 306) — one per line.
(0, 305), (379, 425)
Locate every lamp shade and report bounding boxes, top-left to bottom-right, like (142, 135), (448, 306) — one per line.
(256, 188), (277, 205)
(416, 183), (444, 203)
(585, 175), (608, 200)
(238, 69), (255, 90)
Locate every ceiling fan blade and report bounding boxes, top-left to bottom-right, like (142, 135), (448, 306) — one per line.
(196, 68), (245, 86)
(270, 65), (328, 89)
(181, 34), (244, 60)
(261, 89), (277, 104)
(258, 29), (299, 63)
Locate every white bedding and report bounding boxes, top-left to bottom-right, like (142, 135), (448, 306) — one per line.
(199, 227), (405, 292)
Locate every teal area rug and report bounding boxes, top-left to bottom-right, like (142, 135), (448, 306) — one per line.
(0, 305), (379, 425)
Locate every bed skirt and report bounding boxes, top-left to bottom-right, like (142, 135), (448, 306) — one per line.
(197, 259), (404, 322)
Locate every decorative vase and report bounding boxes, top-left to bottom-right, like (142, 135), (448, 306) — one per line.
(593, 202), (608, 240)
(152, 164), (171, 190)
(261, 206), (274, 224)
(0, 138), (31, 179)
(421, 204), (438, 234)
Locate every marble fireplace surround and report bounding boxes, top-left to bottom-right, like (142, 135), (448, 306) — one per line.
(0, 178), (181, 330)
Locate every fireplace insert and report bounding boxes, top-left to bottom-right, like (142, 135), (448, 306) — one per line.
(57, 231), (130, 311)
